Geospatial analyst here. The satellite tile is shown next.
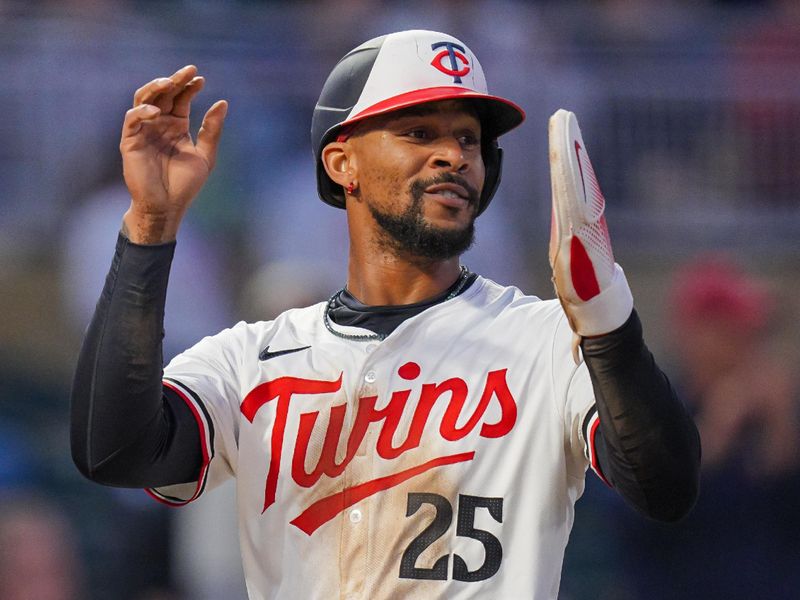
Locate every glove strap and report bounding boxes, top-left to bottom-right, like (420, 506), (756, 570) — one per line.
(558, 263), (634, 339)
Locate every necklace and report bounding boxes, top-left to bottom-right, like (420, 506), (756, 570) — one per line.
(323, 266), (471, 342)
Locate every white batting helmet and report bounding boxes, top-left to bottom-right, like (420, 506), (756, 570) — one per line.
(311, 29), (525, 214)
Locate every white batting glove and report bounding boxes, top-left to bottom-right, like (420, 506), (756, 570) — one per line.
(548, 109), (633, 345)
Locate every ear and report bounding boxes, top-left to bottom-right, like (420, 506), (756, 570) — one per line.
(321, 141), (355, 187)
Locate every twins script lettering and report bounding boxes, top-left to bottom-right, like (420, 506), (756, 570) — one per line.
(240, 361), (517, 534)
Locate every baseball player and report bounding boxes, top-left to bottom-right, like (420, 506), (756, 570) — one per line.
(71, 30), (700, 599)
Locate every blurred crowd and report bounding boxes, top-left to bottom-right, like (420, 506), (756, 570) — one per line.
(561, 254), (800, 599)
(1, 1), (799, 599)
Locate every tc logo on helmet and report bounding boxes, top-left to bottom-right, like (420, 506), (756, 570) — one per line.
(430, 41), (471, 84)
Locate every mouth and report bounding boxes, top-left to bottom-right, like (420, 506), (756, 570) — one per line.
(424, 183), (471, 209)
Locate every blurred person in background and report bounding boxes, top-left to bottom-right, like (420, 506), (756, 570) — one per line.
(672, 256), (798, 478)
(612, 255), (800, 600)
(0, 492), (84, 600)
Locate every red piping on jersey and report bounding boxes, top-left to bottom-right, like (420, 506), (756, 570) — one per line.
(146, 380), (212, 506)
(588, 416), (610, 487)
(290, 451), (475, 535)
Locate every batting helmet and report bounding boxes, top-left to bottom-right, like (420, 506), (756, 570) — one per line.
(311, 30), (525, 215)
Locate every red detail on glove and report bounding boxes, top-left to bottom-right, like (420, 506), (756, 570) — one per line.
(570, 237), (600, 301)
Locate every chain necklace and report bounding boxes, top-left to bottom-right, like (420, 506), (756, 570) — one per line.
(323, 266), (470, 342)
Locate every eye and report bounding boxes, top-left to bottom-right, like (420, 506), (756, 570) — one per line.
(458, 133), (480, 149)
(405, 128), (429, 140)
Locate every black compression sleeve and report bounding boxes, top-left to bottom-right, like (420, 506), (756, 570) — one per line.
(581, 310), (701, 522)
(70, 233), (203, 488)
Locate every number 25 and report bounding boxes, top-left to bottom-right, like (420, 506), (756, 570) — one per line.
(399, 493), (503, 582)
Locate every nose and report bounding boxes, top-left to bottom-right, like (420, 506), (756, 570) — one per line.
(430, 137), (470, 173)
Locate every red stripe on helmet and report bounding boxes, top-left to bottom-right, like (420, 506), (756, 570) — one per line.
(343, 86), (524, 135)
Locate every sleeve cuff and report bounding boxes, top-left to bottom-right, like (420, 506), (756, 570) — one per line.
(146, 378), (214, 506)
(564, 263), (634, 337)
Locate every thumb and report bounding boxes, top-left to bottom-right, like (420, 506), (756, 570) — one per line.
(197, 100), (228, 170)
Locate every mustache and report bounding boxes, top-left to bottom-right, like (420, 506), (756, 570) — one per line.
(409, 173), (480, 208)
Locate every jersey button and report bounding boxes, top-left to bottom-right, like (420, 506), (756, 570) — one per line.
(364, 371), (376, 384)
(349, 508), (362, 523)
(365, 343), (377, 354)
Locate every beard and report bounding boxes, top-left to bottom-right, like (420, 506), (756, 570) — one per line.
(368, 173), (479, 261)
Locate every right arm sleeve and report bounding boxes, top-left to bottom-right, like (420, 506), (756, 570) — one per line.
(580, 311), (701, 522)
(70, 232), (204, 488)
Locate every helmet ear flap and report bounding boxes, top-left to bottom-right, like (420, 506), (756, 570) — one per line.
(477, 141), (503, 215)
(316, 133), (347, 209)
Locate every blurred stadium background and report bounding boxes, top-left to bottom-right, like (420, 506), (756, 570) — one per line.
(1, 1), (798, 598)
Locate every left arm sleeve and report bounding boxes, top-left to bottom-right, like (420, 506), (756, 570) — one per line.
(581, 309), (701, 522)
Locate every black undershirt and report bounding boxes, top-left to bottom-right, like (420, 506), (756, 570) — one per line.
(328, 271), (478, 337)
(71, 235), (699, 521)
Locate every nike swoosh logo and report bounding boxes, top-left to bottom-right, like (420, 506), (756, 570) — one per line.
(259, 345), (311, 361)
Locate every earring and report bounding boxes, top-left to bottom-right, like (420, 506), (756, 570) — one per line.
(346, 182), (357, 194)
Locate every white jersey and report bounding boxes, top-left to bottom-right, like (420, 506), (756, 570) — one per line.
(149, 276), (603, 600)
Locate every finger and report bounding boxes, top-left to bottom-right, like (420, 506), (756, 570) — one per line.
(121, 104), (162, 140)
(196, 100), (228, 170)
(171, 76), (205, 118)
(133, 77), (175, 108)
(154, 64), (199, 114)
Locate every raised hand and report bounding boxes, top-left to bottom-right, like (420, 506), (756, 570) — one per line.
(120, 65), (227, 244)
(548, 109), (633, 357)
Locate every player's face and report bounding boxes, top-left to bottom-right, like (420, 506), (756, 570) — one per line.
(348, 101), (485, 260)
